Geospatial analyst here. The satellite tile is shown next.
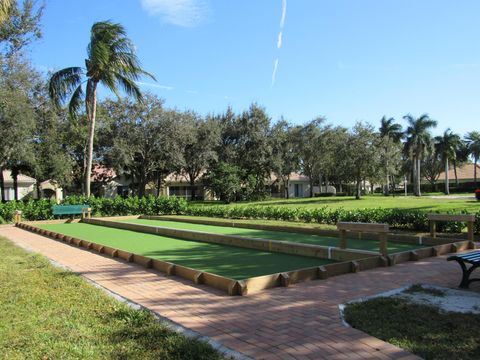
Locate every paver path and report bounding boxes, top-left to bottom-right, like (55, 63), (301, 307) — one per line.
(2, 225), (478, 360)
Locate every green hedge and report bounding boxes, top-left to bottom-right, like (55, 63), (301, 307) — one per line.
(0, 196), (188, 223)
(2, 197), (479, 234)
(185, 205), (480, 234)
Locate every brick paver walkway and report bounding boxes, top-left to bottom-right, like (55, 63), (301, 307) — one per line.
(2, 226), (479, 360)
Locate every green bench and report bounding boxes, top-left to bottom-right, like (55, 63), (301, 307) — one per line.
(52, 205), (91, 219)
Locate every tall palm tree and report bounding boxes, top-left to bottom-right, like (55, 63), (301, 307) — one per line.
(49, 21), (154, 197)
(379, 116), (403, 194)
(0, 0), (12, 25)
(404, 114), (437, 196)
(435, 129), (461, 195)
(466, 131), (480, 186)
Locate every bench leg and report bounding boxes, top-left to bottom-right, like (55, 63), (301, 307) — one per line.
(450, 259), (480, 288)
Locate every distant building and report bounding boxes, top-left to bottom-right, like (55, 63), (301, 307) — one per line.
(437, 163), (480, 183)
(1, 170), (36, 201)
(97, 165), (336, 200)
(1, 170), (64, 202)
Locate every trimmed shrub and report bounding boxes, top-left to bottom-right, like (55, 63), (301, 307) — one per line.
(0, 195), (187, 223)
(184, 205), (480, 234)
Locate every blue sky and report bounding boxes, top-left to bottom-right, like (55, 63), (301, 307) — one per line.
(30, 0), (480, 135)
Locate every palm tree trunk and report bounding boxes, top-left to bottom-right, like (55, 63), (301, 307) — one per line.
(412, 156), (417, 196)
(85, 83), (98, 198)
(475, 156), (478, 186)
(444, 158), (449, 195)
(416, 157), (422, 196)
(453, 159), (459, 187)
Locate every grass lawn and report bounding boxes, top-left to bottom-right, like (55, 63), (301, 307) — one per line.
(121, 218), (425, 254)
(344, 295), (480, 360)
(37, 223), (334, 279)
(191, 194), (479, 212)
(0, 237), (224, 360)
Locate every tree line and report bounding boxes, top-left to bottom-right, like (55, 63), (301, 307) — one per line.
(1, 4), (480, 203)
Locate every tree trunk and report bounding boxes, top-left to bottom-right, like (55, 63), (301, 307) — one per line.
(0, 167), (4, 202)
(285, 177), (290, 199)
(190, 176), (196, 201)
(84, 82), (98, 198)
(318, 173), (322, 195)
(156, 172), (162, 197)
(444, 158), (449, 195)
(309, 179), (314, 197)
(13, 170), (18, 201)
(355, 178), (361, 199)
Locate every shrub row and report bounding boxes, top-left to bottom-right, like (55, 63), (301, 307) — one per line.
(0, 196), (188, 223)
(185, 205), (480, 234)
(2, 197), (478, 234)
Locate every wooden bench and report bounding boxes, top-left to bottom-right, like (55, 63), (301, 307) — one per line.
(337, 222), (389, 256)
(447, 250), (480, 288)
(428, 214), (475, 241)
(52, 205), (91, 219)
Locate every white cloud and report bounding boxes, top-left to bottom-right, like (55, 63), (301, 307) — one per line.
(136, 81), (174, 90)
(271, 58), (279, 87)
(140, 0), (210, 27)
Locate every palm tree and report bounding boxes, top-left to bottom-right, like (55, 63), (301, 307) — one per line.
(465, 131), (480, 186)
(404, 114), (437, 196)
(49, 21), (154, 197)
(435, 129), (461, 195)
(379, 116), (403, 195)
(0, 0), (12, 25)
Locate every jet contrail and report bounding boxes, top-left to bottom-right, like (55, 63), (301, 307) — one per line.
(271, 0), (286, 87)
(271, 58), (279, 86)
(280, 0), (287, 29)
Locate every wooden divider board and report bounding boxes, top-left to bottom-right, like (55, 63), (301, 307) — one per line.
(337, 222), (389, 257)
(427, 213), (476, 241)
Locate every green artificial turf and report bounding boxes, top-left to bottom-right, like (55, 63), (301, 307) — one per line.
(37, 223), (334, 280)
(0, 237), (224, 360)
(119, 218), (425, 254)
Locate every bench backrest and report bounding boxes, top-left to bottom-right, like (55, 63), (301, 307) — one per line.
(52, 205), (90, 215)
(427, 214), (475, 222)
(337, 222), (389, 233)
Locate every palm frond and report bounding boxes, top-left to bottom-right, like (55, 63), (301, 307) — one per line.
(68, 85), (84, 118)
(48, 67), (84, 109)
(113, 72), (143, 101)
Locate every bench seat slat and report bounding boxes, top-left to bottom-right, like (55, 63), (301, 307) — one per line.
(52, 205), (90, 216)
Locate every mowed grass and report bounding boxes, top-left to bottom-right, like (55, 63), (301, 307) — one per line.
(344, 295), (480, 360)
(121, 218), (425, 254)
(192, 194), (479, 212)
(0, 237), (224, 360)
(37, 223), (334, 279)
